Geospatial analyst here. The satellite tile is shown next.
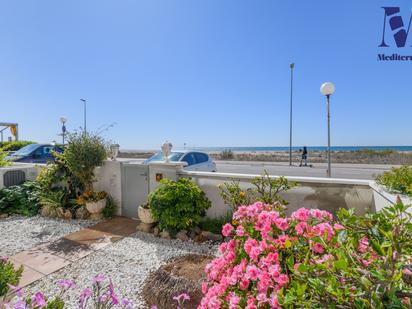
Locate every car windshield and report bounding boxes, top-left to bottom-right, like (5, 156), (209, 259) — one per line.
(10, 144), (39, 156)
(146, 152), (185, 162)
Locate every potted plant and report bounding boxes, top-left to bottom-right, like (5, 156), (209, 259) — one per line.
(77, 190), (108, 219)
(138, 203), (156, 224)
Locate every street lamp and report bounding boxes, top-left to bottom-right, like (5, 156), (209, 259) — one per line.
(80, 99), (87, 134)
(289, 63), (295, 166)
(320, 82), (335, 178)
(60, 117), (67, 145)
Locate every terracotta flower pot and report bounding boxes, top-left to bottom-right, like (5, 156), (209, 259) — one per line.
(86, 199), (106, 220)
(138, 205), (156, 224)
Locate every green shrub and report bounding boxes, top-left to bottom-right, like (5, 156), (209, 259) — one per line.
(220, 149), (234, 160)
(0, 257), (23, 297)
(0, 141), (35, 152)
(149, 178), (211, 232)
(219, 171), (297, 211)
(376, 165), (412, 197)
(198, 213), (232, 234)
(62, 132), (108, 192)
(39, 189), (67, 210)
(0, 181), (41, 216)
(0, 148), (11, 167)
(102, 195), (118, 218)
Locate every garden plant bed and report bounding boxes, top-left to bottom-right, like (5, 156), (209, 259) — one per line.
(25, 232), (217, 308)
(0, 215), (99, 256)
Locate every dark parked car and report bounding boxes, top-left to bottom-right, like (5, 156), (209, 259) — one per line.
(5, 143), (63, 164)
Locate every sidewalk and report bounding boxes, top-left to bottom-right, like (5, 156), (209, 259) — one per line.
(9, 217), (139, 287)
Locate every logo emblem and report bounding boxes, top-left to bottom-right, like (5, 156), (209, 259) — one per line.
(379, 7), (412, 47)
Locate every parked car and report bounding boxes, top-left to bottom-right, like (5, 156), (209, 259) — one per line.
(5, 143), (63, 164)
(143, 150), (217, 172)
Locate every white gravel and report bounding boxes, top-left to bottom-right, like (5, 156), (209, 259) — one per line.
(27, 232), (217, 308)
(0, 215), (99, 256)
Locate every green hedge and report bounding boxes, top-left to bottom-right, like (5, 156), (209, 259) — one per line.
(0, 141), (35, 151)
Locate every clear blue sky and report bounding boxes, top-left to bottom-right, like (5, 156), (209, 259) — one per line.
(1, 1), (411, 149)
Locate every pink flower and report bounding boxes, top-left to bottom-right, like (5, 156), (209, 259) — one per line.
(57, 279), (76, 290)
(79, 288), (92, 308)
(333, 223), (345, 230)
(92, 274), (106, 284)
(311, 242), (325, 254)
(274, 218), (289, 231)
(246, 265), (260, 281)
(236, 225), (245, 236)
(358, 236), (369, 253)
(291, 208), (310, 222)
(32, 291), (46, 308)
(239, 277), (250, 290)
(295, 222), (307, 235)
(313, 222), (335, 241)
(222, 223), (234, 237)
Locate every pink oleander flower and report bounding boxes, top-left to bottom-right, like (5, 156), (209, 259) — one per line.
(358, 236), (369, 253)
(311, 241), (325, 254)
(333, 223), (345, 230)
(291, 207), (310, 222)
(274, 218), (289, 231)
(222, 223), (234, 237)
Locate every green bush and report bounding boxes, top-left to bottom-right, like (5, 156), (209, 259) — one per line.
(0, 148), (11, 167)
(0, 257), (23, 297)
(102, 195), (118, 218)
(376, 165), (412, 197)
(149, 178), (211, 232)
(219, 171), (297, 211)
(198, 213), (232, 234)
(62, 132), (108, 192)
(0, 181), (41, 216)
(0, 141), (35, 152)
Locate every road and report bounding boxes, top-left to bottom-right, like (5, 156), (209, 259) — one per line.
(214, 161), (395, 180)
(119, 158), (394, 180)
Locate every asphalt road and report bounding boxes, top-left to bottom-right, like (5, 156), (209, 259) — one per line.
(119, 158), (394, 180)
(215, 161), (394, 180)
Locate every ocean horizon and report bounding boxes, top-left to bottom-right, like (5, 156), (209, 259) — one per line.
(122, 146), (412, 152)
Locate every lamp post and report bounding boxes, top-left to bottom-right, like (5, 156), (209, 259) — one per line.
(320, 82), (335, 178)
(80, 99), (87, 134)
(289, 63), (295, 166)
(60, 117), (67, 145)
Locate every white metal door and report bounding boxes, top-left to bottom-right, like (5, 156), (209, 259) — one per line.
(121, 163), (149, 218)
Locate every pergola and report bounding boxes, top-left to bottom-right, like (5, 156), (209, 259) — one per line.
(0, 122), (19, 142)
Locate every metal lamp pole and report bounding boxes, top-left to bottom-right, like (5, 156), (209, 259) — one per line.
(289, 63), (295, 166)
(81, 99), (86, 134)
(326, 95), (331, 177)
(60, 117), (67, 145)
(320, 82), (335, 178)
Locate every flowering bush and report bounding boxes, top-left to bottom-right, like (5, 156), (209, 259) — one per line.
(3, 274), (191, 309)
(77, 191), (108, 205)
(200, 200), (412, 308)
(218, 173), (297, 212)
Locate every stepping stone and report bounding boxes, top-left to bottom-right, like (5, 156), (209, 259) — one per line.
(90, 217), (139, 237)
(64, 228), (121, 250)
(10, 259), (44, 287)
(12, 250), (70, 276)
(36, 238), (94, 262)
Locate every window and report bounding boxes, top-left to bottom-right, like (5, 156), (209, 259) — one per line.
(182, 153), (196, 166)
(194, 152), (209, 164)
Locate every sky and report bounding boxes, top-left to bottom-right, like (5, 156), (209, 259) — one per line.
(0, 0), (411, 149)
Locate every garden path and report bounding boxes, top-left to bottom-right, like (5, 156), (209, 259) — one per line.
(8, 217), (139, 287)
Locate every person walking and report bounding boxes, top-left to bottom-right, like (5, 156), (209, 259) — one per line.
(300, 146), (308, 167)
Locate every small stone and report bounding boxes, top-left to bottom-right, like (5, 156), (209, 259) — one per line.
(188, 230), (197, 239)
(0, 213), (8, 219)
(192, 226), (201, 234)
(160, 230), (171, 239)
(175, 230), (189, 242)
(201, 231), (223, 242)
(63, 209), (72, 220)
(153, 226), (160, 237)
(136, 222), (154, 233)
(75, 207), (90, 219)
(56, 208), (65, 218)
